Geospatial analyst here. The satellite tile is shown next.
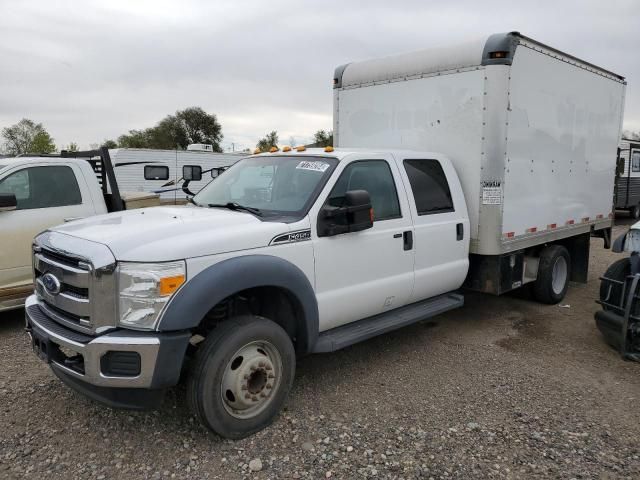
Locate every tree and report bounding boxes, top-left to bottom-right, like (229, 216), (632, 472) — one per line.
(1, 118), (56, 155)
(64, 142), (79, 152)
(113, 107), (223, 151)
(624, 130), (640, 141)
(256, 131), (279, 151)
(102, 139), (118, 149)
(176, 107), (223, 150)
(312, 129), (333, 147)
(117, 129), (150, 148)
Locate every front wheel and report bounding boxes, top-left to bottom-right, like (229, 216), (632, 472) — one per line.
(532, 245), (571, 304)
(631, 204), (640, 220)
(187, 315), (296, 439)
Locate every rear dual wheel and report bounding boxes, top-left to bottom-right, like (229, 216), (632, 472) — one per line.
(532, 245), (571, 304)
(187, 315), (295, 439)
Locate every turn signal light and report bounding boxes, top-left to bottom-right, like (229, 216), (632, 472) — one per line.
(159, 275), (185, 296)
(489, 51), (508, 59)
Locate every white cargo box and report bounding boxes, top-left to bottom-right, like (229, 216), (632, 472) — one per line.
(333, 32), (626, 255)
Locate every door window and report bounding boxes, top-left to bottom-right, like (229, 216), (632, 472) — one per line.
(326, 160), (401, 221)
(403, 159), (454, 215)
(0, 166), (82, 210)
(632, 151), (640, 173)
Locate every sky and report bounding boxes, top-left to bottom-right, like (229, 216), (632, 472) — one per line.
(0, 0), (639, 152)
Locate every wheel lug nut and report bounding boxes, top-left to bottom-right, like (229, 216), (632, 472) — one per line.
(268, 374), (275, 379)
(259, 361), (265, 367)
(243, 374), (249, 379)
(260, 393), (266, 398)
(265, 365), (272, 371)
(252, 396), (258, 401)
(266, 384), (272, 389)
(244, 393), (251, 399)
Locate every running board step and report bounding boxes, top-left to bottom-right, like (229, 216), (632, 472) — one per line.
(312, 292), (464, 353)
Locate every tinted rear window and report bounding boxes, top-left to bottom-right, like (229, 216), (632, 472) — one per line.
(403, 159), (454, 215)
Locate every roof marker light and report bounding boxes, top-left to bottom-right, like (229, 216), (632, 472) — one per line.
(253, 148), (261, 154)
(270, 146), (279, 153)
(296, 146), (306, 152)
(324, 146), (334, 152)
(282, 146), (291, 152)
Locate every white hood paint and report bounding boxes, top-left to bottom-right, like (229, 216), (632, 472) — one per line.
(52, 206), (290, 261)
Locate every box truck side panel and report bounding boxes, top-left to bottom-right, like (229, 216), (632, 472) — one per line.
(335, 68), (485, 238)
(502, 45), (624, 239)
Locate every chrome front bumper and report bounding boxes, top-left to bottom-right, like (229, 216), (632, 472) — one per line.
(24, 295), (189, 391)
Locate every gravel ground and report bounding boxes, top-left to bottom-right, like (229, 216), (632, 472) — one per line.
(1, 221), (640, 479)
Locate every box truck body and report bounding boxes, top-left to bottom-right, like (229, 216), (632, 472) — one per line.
(333, 32), (626, 258)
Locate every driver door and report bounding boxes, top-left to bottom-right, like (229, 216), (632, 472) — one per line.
(311, 154), (415, 331)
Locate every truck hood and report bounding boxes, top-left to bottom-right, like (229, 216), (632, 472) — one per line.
(51, 206), (290, 261)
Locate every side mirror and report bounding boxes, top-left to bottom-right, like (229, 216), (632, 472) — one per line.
(616, 157), (625, 176)
(318, 189), (373, 237)
(211, 167), (225, 178)
(0, 193), (17, 212)
(183, 165), (202, 181)
(144, 165), (169, 180)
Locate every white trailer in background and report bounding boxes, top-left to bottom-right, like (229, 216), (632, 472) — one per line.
(615, 138), (640, 218)
(333, 31), (626, 294)
(109, 148), (245, 203)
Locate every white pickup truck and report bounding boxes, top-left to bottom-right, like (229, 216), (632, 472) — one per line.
(0, 149), (163, 312)
(24, 32), (625, 439)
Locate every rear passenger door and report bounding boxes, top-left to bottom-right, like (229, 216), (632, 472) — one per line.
(397, 156), (469, 302)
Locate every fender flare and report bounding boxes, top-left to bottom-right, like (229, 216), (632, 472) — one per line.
(156, 255), (319, 354)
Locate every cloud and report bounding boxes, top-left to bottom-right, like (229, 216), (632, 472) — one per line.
(0, 0), (638, 150)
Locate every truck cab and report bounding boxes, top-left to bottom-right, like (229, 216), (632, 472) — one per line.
(24, 147), (468, 438)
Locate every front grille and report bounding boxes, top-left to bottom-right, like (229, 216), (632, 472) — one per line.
(40, 248), (84, 269)
(62, 284), (89, 299)
(33, 230), (118, 336)
(34, 248), (93, 332)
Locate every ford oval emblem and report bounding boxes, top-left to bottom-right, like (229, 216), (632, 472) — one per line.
(42, 273), (62, 295)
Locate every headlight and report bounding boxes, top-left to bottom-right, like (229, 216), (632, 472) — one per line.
(117, 261), (186, 330)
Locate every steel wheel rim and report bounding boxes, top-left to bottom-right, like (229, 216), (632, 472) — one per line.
(220, 340), (282, 419)
(551, 256), (568, 295)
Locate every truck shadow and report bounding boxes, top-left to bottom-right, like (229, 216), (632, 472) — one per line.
(0, 308), (24, 333)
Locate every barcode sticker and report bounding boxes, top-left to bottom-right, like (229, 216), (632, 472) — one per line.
(296, 161), (330, 172)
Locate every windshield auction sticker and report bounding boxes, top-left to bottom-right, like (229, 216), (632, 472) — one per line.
(296, 161), (330, 173)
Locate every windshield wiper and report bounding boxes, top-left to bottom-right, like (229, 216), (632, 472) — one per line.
(208, 202), (263, 216)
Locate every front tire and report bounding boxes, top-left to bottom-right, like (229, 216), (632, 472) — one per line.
(187, 315), (295, 439)
(630, 204), (640, 220)
(532, 245), (571, 304)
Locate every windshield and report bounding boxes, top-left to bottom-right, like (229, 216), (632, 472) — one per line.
(193, 155), (338, 217)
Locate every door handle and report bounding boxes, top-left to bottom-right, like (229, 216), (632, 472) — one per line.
(403, 231), (413, 251)
(456, 223), (464, 241)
